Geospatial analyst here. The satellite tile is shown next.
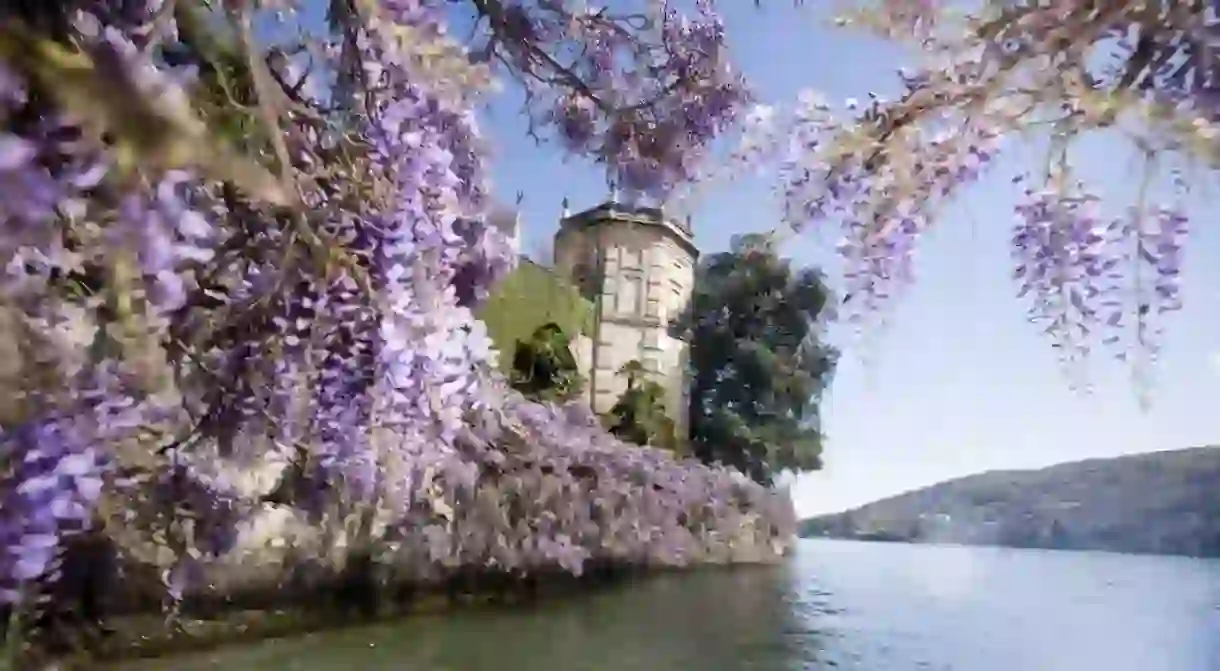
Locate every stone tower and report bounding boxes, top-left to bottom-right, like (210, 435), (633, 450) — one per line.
(552, 200), (698, 440)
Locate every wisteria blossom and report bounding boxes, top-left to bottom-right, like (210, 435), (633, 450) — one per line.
(9, 0), (1213, 658)
(0, 0), (788, 652)
(726, 0), (1207, 391)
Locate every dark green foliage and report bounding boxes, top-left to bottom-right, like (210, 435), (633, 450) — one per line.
(676, 233), (837, 485)
(799, 446), (1220, 558)
(509, 323), (585, 403)
(604, 361), (680, 451)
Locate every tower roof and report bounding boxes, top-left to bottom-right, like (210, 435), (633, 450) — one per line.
(558, 200), (697, 258)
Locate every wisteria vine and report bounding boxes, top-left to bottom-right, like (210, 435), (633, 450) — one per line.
(0, 0), (785, 649)
(729, 0), (1207, 392)
(13, 0), (1209, 653)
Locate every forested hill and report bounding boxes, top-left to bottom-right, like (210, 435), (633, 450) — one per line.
(799, 447), (1220, 558)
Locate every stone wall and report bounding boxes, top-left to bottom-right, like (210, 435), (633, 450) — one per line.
(94, 451), (798, 612)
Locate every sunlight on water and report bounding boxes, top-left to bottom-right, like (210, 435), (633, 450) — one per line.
(903, 544), (983, 602)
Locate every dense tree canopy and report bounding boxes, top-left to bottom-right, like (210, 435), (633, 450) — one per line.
(800, 446), (1220, 558)
(680, 233), (837, 485)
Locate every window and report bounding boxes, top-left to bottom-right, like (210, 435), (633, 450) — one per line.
(669, 279), (685, 313)
(618, 272), (642, 315)
(621, 246), (644, 270)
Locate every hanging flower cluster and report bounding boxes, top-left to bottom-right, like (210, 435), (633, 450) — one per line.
(732, 0), (1207, 391)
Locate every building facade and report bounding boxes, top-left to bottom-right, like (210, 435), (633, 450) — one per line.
(552, 201), (698, 439)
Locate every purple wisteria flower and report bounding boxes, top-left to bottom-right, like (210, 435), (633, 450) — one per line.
(0, 0), (799, 621)
(0, 419), (108, 606)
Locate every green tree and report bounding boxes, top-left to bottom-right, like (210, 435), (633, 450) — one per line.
(604, 360), (679, 450)
(509, 323), (584, 403)
(678, 233), (837, 485)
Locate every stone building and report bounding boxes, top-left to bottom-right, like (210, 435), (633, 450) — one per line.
(551, 199), (699, 440)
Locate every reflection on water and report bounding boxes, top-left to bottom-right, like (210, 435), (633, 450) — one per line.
(140, 564), (822, 671)
(134, 540), (1220, 670)
(794, 540), (1220, 671)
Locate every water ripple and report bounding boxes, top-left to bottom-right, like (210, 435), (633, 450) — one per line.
(131, 540), (1220, 670)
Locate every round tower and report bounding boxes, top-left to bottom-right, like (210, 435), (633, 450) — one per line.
(552, 200), (698, 441)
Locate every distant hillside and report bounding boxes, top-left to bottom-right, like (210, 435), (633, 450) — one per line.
(799, 447), (1220, 558)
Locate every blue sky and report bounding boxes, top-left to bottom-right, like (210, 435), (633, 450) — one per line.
(473, 3), (1220, 516)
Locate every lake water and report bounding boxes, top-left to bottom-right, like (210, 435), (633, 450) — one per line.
(134, 539), (1220, 670)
